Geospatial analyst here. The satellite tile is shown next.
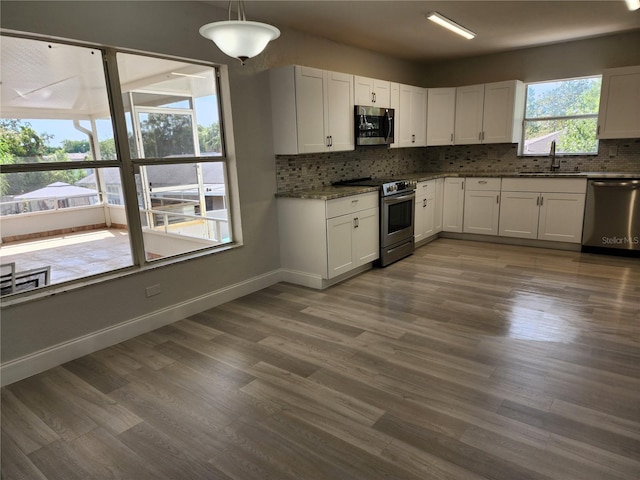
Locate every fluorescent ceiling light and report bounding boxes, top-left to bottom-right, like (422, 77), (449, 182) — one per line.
(427, 12), (476, 40)
(625, 0), (640, 11)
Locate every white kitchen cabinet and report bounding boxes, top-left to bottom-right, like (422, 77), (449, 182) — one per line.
(498, 191), (540, 239)
(454, 84), (484, 145)
(327, 205), (378, 277)
(463, 178), (501, 235)
(278, 192), (379, 289)
(389, 82), (400, 149)
(442, 177), (465, 232)
(454, 80), (525, 145)
(427, 88), (456, 146)
(398, 84), (427, 147)
(355, 76), (391, 108)
(414, 180), (436, 243)
(597, 65), (640, 139)
(270, 65), (354, 154)
(499, 178), (586, 243)
(434, 178), (444, 233)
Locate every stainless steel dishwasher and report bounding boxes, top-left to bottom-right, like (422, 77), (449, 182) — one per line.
(582, 179), (640, 256)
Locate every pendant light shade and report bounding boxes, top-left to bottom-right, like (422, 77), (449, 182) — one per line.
(200, 1), (280, 65)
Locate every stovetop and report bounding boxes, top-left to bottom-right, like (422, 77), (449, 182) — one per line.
(333, 177), (416, 196)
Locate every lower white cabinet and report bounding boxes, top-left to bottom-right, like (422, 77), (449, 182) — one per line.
(327, 205), (379, 278)
(434, 178), (444, 232)
(442, 177), (465, 232)
(463, 178), (501, 235)
(499, 178), (587, 243)
(278, 192), (379, 288)
(414, 180), (436, 242)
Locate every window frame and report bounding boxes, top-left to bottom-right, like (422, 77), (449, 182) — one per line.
(520, 75), (602, 156)
(0, 32), (236, 300)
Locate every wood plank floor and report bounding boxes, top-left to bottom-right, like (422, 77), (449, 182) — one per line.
(2, 238), (639, 479)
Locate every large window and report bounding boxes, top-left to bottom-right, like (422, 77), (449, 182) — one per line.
(522, 76), (602, 155)
(0, 35), (232, 297)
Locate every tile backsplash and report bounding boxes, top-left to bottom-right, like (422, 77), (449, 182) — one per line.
(275, 138), (640, 193)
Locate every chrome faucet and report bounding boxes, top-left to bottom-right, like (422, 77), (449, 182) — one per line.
(549, 140), (560, 171)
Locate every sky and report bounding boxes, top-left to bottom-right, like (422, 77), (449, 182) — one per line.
(22, 96), (219, 148)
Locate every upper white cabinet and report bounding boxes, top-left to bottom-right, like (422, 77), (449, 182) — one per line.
(454, 80), (525, 145)
(389, 82), (400, 149)
(427, 87), (456, 146)
(270, 65), (354, 154)
(597, 65), (640, 139)
(454, 84), (484, 144)
(398, 84), (427, 147)
(355, 76), (391, 108)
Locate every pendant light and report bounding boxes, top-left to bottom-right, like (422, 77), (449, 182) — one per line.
(199, 0), (280, 65)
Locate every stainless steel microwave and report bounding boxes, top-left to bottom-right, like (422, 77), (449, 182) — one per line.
(355, 105), (394, 146)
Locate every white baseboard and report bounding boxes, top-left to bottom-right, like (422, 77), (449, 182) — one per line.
(280, 269), (325, 289)
(280, 264), (372, 290)
(0, 269), (283, 386)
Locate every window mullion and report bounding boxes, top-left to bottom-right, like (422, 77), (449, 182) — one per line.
(524, 113), (598, 122)
(102, 49), (147, 267)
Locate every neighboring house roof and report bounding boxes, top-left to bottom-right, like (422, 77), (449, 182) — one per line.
(15, 182), (97, 200)
(523, 131), (561, 154)
(76, 162), (224, 187)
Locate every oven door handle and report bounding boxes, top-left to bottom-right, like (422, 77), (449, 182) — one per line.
(383, 193), (415, 204)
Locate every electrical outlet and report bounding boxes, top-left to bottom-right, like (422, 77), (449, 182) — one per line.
(145, 284), (161, 297)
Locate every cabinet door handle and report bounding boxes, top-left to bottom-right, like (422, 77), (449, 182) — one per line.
(461, 181), (464, 190)
(479, 132), (482, 141)
(412, 134), (416, 143)
(423, 198), (427, 208)
(540, 196), (544, 206)
(597, 125), (600, 135)
(450, 133), (454, 143)
(354, 217), (359, 228)
(536, 196), (540, 206)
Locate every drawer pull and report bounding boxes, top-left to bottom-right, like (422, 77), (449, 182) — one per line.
(479, 180), (488, 184)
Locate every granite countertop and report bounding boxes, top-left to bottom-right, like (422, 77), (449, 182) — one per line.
(276, 185), (379, 200)
(277, 171), (639, 200)
(406, 171), (640, 182)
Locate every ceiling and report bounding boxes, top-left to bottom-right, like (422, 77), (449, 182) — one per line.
(203, 1), (640, 62)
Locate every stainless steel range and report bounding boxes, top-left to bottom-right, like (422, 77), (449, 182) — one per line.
(334, 177), (416, 266)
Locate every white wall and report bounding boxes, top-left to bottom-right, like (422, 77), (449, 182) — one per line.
(421, 30), (640, 86)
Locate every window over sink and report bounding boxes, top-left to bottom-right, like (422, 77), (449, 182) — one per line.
(521, 76), (602, 156)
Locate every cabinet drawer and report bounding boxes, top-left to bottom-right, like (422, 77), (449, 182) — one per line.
(502, 178), (586, 193)
(415, 180), (435, 197)
(326, 192), (378, 218)
(466, 177), (501, 191)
